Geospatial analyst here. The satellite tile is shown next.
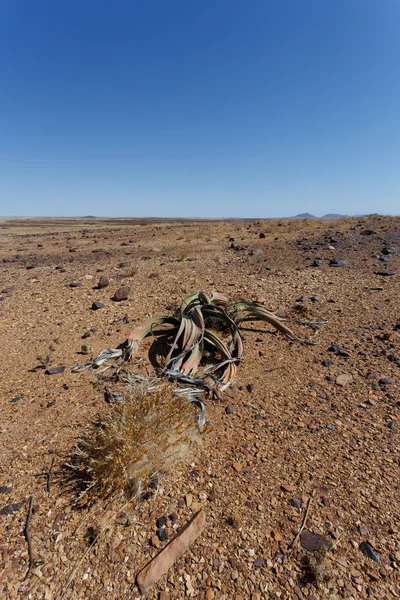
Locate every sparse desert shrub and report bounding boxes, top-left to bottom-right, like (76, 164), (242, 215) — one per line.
(71, 383), (200, 502)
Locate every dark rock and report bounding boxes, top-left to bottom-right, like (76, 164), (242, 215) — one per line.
(0, 486), (10, 494)
(157, 527), (168, 542)
(225, 405), (234, 414)
(45, 366), (66, 375)
(310, 295), (321, 302)
(359, 541), (381, 562)
(382, 247), (398, 255)
(300, 530), (332, 551)
(149, 272), (159, 278)
(113, 287), (130, 301)
(0, 501), (25, 515)
(82, 331), (91, 339)
(379, 378), (393, 385)
(259, 232), (266, 238)
(326, 424), (335, 431)
(69, 282), (82, 288)
(1, 287), (15, 294)
(312, 258), (324, 267)
(91, 301), (104, 310)
(322, 360), (333, 367)
(11, 394), (24, 404)
(329, 258), (347, 267)
(254, 557), (265, 568)
(230, 241), (241, 250)
(360, 229), (378, 236)
(98, 275), (110, 289)
(290, 498), (302, 509)
(246, 384), (255, 393)
(374, 270), (397, 276)
(328, 343), (349, 357)
(26, 264), (37, 270)
(156, 516), (167, 528)
(169, 512), (178, 523)
(388, 421), (395, 430)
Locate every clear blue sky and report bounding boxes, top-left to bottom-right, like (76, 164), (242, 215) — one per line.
(0, 0), (399, 218)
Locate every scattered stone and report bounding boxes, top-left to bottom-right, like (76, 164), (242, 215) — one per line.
(326, 423), (335, 431)
(290, 498), (302, 509)
(11, 394), (24, 404)
(149, 272), (159, 278)
(91, 301), (104, 310)
(0, 486), (10, 494)
(328, 343), (349, 357)
(310, 295), (321, 302)
(360, 229), (377, 235)
(0, 501), (25, 515)
(98, 275), (110, 289)
(322, 360), (333, 367)
(300, 530), (332, 551)
(225, 405), (234, 414)
(329, 258), (347, 266)
(113, 286), (130, 301)
(374, 270), (397, 276)
(382, 247), (398, 255)
(69, 282), (82, 288)
(159, 591), (170, 600)
(81, 345), (93, 355)
(281, 483), (296, 493)
(151, 535), (160, 549)
(312, 258), (324, 267)
(259, 232), (265, 238)
(253, 557), (265, 568)
(45, 366), (66, 375)
(336, 373), (353, 386)
(379, 377), (393, 385)
(271, 530), (282, 541)
(156, 516), (167, 528)
(246, 383), (255, 393)
(158, 527), (168, 542)
(136, 510), (206, 593)
(359, 541), (381, 562)
(232, 462), (243, 473)
(359, 525), (368, 536)
(185, 494), (193, 508)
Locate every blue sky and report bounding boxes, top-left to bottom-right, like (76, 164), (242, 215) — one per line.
(0, 0), (399, 217)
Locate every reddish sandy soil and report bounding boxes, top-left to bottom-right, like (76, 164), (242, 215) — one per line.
(0, 215), (399, 600)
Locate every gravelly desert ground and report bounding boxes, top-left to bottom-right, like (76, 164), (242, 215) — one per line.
(0, 215), (399, 600)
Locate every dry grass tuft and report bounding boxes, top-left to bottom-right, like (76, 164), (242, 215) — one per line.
(71, 383), (201, 503)
(305, 547), (332, 584)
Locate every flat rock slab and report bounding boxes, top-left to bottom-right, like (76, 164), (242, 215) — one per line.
(136, 510), (206, 593)
(300, 530), (332, 552)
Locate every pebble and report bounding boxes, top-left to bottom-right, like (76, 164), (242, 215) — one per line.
(225, 405), (234, 414)
(98, 275), (110, 289)
(113, 286), (130, 301)
(300, 530), (332, 551)
(45, 366), (66, 375)
(336, 373), (353, 386)
(185, 494), (193, 508)
(232, 462), (243, 472)
(91, 301), (104, 310)
(0, 501), (25, 515)
(281, 483), (296, 493)
(359, 541), (381, 562)
(69, 282), (82, 287)
(290, 498), (302, 509)
(247, 548), (255, 557)
(329, 258), (347, 266)
(253, 558), (264, 568)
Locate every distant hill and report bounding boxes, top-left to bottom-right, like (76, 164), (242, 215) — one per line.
(291, 213), (317, 219)
(322, 213), (347, 219)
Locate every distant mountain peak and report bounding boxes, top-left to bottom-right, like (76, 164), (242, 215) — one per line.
(292, 212), (317, 219)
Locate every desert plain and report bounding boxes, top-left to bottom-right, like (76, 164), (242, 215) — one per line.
(0, 214), (399, 600)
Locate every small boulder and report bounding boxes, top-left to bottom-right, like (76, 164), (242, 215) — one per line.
(98, 275), (109, 289)
(113, 287), (130, 301)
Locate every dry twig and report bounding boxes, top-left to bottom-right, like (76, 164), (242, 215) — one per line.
(23, 495), (35, 580)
